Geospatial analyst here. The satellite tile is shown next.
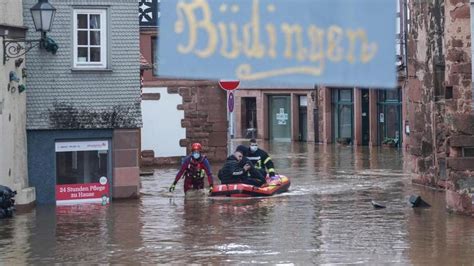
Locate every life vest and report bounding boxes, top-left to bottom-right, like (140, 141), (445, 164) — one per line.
(185, 156), (206, 180)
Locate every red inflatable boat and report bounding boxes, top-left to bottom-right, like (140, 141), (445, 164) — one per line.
(210, 175), (291, 197)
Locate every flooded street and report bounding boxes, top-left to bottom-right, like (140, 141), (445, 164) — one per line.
(2, 142), (474, 264)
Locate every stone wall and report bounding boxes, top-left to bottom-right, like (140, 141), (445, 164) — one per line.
(406, 0), (445, 186)
(444, 0), (474, 215)
(407, 0), (474, 215)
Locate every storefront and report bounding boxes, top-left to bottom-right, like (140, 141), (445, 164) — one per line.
(27, 130), (113, 204)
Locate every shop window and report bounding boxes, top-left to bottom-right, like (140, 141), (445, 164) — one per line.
(55, 141), (111, 205)
(56, 150), (108, 185)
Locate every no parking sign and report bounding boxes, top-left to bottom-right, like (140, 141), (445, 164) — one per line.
(219, 80), (240, 113)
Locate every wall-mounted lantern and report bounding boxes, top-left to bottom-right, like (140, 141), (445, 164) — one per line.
(2, 0), (58, 65)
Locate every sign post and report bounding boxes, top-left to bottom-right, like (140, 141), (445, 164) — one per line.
(219, 80), (240, 151)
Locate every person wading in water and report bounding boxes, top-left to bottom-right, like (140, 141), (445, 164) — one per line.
(169, 143), (214, 194)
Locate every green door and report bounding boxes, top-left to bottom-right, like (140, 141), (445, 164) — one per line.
(269, 95), (291, 140)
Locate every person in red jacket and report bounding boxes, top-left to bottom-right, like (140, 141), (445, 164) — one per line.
(169, 143), (214, 193)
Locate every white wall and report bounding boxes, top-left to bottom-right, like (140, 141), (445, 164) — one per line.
(141, 87), (186, 157)
(0, 0), (34, 205)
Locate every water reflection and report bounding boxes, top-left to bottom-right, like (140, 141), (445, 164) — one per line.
(1, 142), (474, 264)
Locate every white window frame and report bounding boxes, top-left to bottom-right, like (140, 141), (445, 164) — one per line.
(73, 9), (107, 69)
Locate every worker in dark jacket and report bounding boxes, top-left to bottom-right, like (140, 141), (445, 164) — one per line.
(218, 145), (266, 187)
(247, 139), (277, 178)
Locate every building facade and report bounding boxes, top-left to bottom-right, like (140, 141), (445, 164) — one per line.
(233, 0), (408, 147)
(406, 0), (474, 215)
(139, 0), (228, 166)
(0, 0), (35, 206)
(24, 0), (142, 204)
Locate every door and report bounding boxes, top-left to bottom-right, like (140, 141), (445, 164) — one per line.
(378, 89), (402, 146)
(269, 95), (291, 140)
(242, 97), (257, 138)
(298, 96), (308, 141)
(332, 89), (354, 143)
(361, 89), (370, 145)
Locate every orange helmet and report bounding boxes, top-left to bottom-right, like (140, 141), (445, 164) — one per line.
(191, 143), (202, 151)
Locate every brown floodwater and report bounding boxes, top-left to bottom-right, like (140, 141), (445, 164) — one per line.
(1, 142), (474, 264)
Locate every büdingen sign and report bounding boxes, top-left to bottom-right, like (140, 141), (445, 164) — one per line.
(159, 0), (396, 88)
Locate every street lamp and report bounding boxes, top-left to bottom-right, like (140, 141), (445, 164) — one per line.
(31, 0), (56, 36)
(2, 0), (58, 65)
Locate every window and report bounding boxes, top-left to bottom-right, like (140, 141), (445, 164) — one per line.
(73, 9), (107, 68)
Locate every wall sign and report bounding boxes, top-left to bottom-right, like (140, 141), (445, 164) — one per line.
(55, 140), (108, 152)
(276, 108), (288, 125)
(158, 0), (396, 88)
(56, 178), (110, 205)
(139, 0), (159, 27)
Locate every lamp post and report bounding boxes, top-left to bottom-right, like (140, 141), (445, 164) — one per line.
(2, 0), (57, 64)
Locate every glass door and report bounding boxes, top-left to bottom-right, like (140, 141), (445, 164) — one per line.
(269, 95), (291, 140)
(332, 89), (354, 144)
(378, 89), (402, 147)
(299, 96), (308, 141)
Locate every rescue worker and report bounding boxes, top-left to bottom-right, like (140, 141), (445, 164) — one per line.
(247, 139), (277, 178)
(218, 145), (266, 187)
(169, 143), (214, 193)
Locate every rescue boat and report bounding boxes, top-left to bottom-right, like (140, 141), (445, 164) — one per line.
(210, 175), (291, 197)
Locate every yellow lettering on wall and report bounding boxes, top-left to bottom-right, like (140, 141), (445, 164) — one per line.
(307, 25), (325, 72)
(242, 0), (265, 58)
(218, 23), (240, 59)
(281, 23), (307, 61)
(175, 1), (196, 54)
(361, 39), (378, 63)
(265, 24), (277, 58)
(346, 29), (363, 63)
(327, 25), (344, 62)
(176, 0), (217, 58)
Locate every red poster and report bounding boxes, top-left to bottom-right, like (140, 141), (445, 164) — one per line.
(56, 177), (110, 205)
